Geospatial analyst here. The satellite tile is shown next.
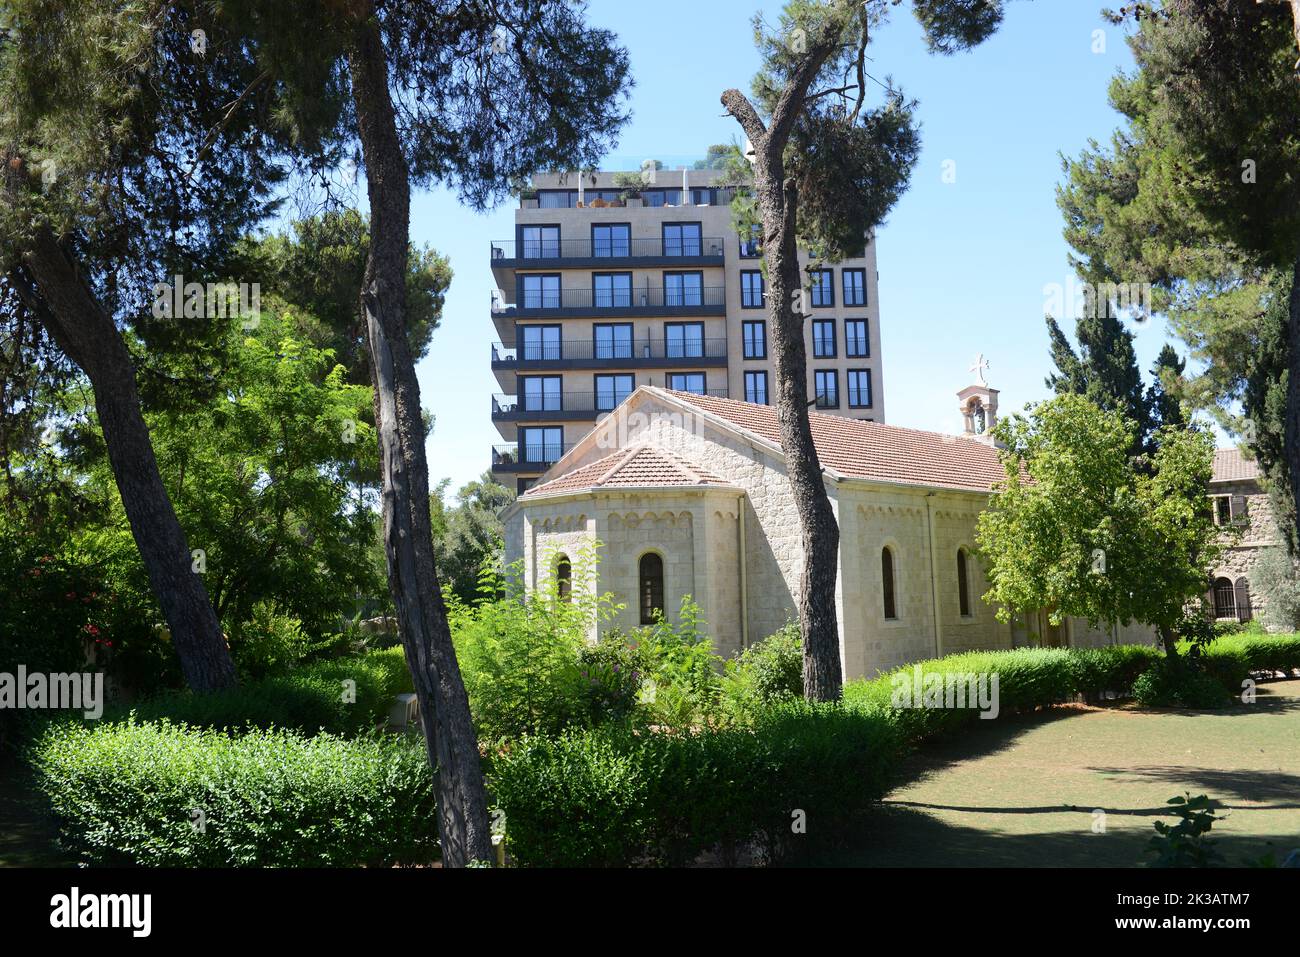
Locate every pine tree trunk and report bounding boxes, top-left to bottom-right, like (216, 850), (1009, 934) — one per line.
(346, 14), (492, 867)
(21, 230), (237, 692)
(765, 178), (843, 703)
(1284, 253), (1300, 558)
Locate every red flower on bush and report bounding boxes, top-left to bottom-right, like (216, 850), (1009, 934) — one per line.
(82, 624), (100, 637)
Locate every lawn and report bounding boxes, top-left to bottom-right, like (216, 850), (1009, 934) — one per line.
(823, 679), (1300, 867)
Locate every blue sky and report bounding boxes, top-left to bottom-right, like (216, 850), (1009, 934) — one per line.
(408, 0), (1167, 501)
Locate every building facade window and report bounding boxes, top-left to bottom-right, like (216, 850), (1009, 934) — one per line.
(665, 322), (704, 358)
(743, 320), (767, 359)
(814, 370), (838, 409)
(594, 323), (633, 360)
(520, 426), (563, 464)
(809, 269), (834, 307)
(593, 272), (632, 308)
(739, 224), (762, 259)
(663, 223), (702, 257)
(521, 375), (562, 411)
(669, 372), (706, 394)
(595, 373), (635, 411)
(848, 369), (872, 409)
(813, 319), (836, 358)
(1235, 577), (1253, 623)
(555, 555), (572, 602)
(842, 268), (867, 306)
(592, 223), (630, 258)
(521, 274), (561, 309)
(741, 270), (765, 308)
(664, 271), (703, 307)
(640, 553), (665, 624)
(521, 325), (561, 361)
(521, 225), (560, 258)
(845, 319), (869, 358)
(957, 549), (972, 617)
(882, 547), (897, 620)
(744, 370), (769, 405)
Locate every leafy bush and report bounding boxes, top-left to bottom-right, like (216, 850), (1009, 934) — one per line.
(627, 598), (724, 730)
(1069, 645), (1163, 700)
(489, 700), (903, 867)
(31, 718), (437, 867)
(227, 601), (325, 681)
(108, 647), (412, 735)
(577, 633), (650, 726)
(1132, 659), (1229, 709)
(1252, 546), (1300, 632)
(1146, 794), (1224, 868)
(737, 622), (804, 704)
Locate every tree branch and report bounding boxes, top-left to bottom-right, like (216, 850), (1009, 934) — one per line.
(720, 88), (768, 149)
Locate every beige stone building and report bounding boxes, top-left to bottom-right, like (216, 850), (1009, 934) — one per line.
(489, 168), (883, 495)
(502, 383), (1158, 680)
(1206, 449), (1277, 624)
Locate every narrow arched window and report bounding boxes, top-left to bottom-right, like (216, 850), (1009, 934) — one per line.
(957, 548), (972, 618)
(881, 547), (897, 620)
(555, 556), (572, 602)
(1213, 577), (1236, 620)
(639, 553), (664, 625)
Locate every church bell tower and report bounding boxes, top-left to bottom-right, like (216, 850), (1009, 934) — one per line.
(958, 354), (999, 445)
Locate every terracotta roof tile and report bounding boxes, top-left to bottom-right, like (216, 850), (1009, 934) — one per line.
(526, 443), (732, 497)
(657, 389), (1007, 492)
(1212, 448), (1261, 483)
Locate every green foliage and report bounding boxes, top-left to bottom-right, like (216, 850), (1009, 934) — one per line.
(577, 634), (649, 727)
(228, 601), (319, 681)
(629, 598), (724, 731)
(489, 700), (903, 867)
(1131, 660), (1229, 710)
(30, 718), (437, 867)
(1252, 547), (1300, 632)
(431, 473), (515, 605)
(977, 394), (1219, 646)
(107, 647), (412, 736)
(735, 622), (805, 704)
(450, 548), (622, 741)
(1146, 794), (1225, 868)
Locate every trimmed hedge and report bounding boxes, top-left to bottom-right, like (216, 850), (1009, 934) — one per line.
(489, 701), (904, 867)
(31, 717), (437, 867)
(106, 647), (413, 736)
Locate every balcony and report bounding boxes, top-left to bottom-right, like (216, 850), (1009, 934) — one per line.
(491, 442), (571, 474)
(492, 388), (728, 422)
(492, 285), (727, 319)
(490, 236), (726, 272)
(491, 338), (728, 372)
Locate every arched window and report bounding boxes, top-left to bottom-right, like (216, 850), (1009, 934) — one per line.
(639, 553), (664, 624)
(957, 548), (972, 618)
(881, 547), (898, 620)
(1212, 577), (1236, 620)
(555, 555), (572, 602)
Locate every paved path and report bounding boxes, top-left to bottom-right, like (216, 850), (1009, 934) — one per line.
(827, 679), (1300, 867)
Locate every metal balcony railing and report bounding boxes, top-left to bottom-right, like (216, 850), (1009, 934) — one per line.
(491, 338), (727, 364)
(492, 388), (727, 418)
(491, 442), (571, 469)
(496, 285), (727, 313)
(491, 236), (726, 261)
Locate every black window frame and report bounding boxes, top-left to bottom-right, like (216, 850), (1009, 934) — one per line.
(520, 324), (562, 361)
(593, 322), (634, 360)
(814, 370), (839, 409)
(809, 269), (835, 308)
(812, 318), (836, 359)
(591, 222), (631, 258)
(668, 371), (707, 395)
(521, 273), (562, 310)
(520, 375), (563, 412)
(519, 426), (563, 464)
(594, 372), (635, 412)
(740, 270), (765, 309)
(845, 319), (870, 358)
(847, 369), (873, 409)
(662, 222), (703, 257)
(639, 553), (666, 624)
(592, 271), (633, 309)
(664, 321), (705, 359)
(957, 549), (972, 618)
(744, 370), (769, 405)
(842, 267), (867, 306)
(663, 271), (704, 307)
(742, 320), (767, 360)
(882, 548), (897, 620)
(520, 224), (561, 259)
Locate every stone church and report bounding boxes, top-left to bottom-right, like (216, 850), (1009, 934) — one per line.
(502, 377), (1171, 680)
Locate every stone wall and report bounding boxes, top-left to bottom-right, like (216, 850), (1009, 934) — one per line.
(1209, 478), (1280, 622)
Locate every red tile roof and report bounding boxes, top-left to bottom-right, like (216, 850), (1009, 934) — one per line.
(1212, 448), (1262, 484)
(526, 443), (734, 497)
(656, 389), (1008, 492)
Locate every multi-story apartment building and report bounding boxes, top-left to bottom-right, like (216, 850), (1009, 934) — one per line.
(489, 168), (885, 493)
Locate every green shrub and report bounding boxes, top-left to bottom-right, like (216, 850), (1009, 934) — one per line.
(1069, 645), (1163, 699)
(736, 622), (804, 704)
(1132, 660), (1229, 709)
(31, 718), (437, 867)
(490, 700), (902, 867)
(227, 601), (326, 681)
(577, 633), (649, 726)
(108, 647), (412, 735)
